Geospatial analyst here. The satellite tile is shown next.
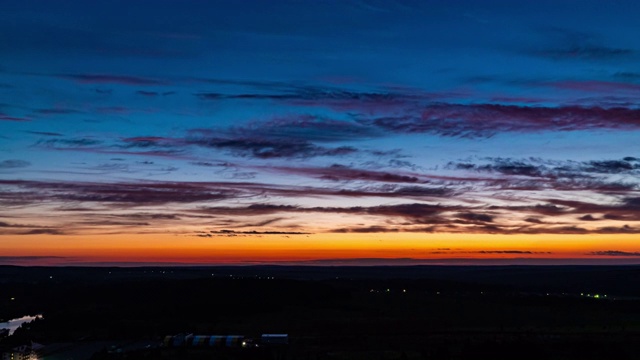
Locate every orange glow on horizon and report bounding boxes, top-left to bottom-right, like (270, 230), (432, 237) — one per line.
(2, 232), (640, 265)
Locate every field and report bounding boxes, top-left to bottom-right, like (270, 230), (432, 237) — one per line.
(2, 266), (640, 359)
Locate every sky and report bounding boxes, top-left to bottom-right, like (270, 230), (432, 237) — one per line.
(1, 0), (640, 266)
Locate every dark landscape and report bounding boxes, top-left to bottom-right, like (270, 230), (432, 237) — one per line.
(3, 265), (640, 359)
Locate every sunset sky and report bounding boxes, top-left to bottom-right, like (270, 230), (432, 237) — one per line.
(2, 0), (640, 265)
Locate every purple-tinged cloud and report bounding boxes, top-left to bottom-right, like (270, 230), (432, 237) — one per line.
(0, 113), (30, 122)
(234, 114), (380, 142)
(34, 108), (81, 115)
(447, 157), (640, 193)
(456, 212), (494, 223)
(536, 45), (633, 60)
(20, 228), (65, 235)
(273, 164), (423, 183)
(194, 84), (436, 116)
(524, 217), (545, 224)
(584, 160), (638, 173)
(549, 80), (640, 94)
(0, 256), (71, 266)
(26, 131), (63, 136)
(579, 214), (599, 221)
(449, 159), (544, 177)
(0, 220), (68, 235)
(207, 229), (310, 235)
(121, 136), (181, 148)
(0, 160), (30, 169)
(589, 250), (640, 257)
(331, 226), (402, 233)
(59, 74), (166, 86)
(0, 179), (240, 207)
(476, 250), (535, 254)
(95, 106), (135, 115)
(195, 87), (416, 103)
(546, 197), (640, 221)
(37, 138), (103, 147)
(135, 90), (174, 97)
(197, 202), (455, 221)
(137, 91), (160, 96)
(186, 132), (357, 159)
(194, 83), (640, 138)
(363, 104), (640, 138)
(530, 28), (634, 61)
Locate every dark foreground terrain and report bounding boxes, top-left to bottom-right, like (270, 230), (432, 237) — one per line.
(2, 265), (640, 359)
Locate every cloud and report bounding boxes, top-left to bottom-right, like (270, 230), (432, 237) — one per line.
(34, 108), (82, 115)
(193, 82), (640, 139)
(0, 221), (35, 228)
(135, 90), (175, 97)
(0, 113), (30, 122)
(0, 220), (68, 235)
(530, 27), (634, 61)
(614, 72), (640, 81)
(60, 184), (233, 205)
(38, 138), (103, 147)
(446, 157), (640, 193)
(19, 228), (65, 235)
(0, 256), (69, 265)
(362, 104), (640, 138)
(273, 164), (424, 183)
(331, 226), (401, 233)
(523, 217), (544, 224)
(95, 106), (134, 115)
(0, 256), (66, 260)
(193, 81), (450, 118)
(391, 186), (453, 197)
(59, 73), (166, 86)
(26, 131), (63, 136)
(536, 45), (633, 61)
(589, 250), (640, 257)
(197, 202), (454, 221)
(328, 223), (640, 235)
(546, 197), (640, 221)
(194, 195), (640, 235)
(271, 258), (601, 266)
(186, 132), (357, 159)
(456, 212), (494, 223)
(36, 136), (188, 159)
(448, 159), (544, 177)
(60, 131), (360, 160)
(198, 204), (300, 216)
(206, 229), (311, 236)
(0, 179), (239, 207)
(121, 136), (179, 148)
(475, 250), (534, 254)
(592, 225), (640, 234)
(232, 114), (380, 142)
(137, 90), (160, 96)
(579, 214), (599, 221)
(584, 160), (638, 174)
(116, 115), (375, 159)
(549, 80), (640, 94)
(195, 86), (417, 104)
(1, 174), (638, 236)
(0, 160), (30, 169)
